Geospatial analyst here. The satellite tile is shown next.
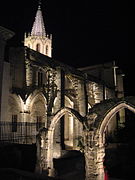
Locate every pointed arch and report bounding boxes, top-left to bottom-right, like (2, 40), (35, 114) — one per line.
(45, 45), (48, 55)
(85, 97), (135, 180)
(46, 107), (84, 169)
(86, 97), (135, 133)
(25, 90), (47, 130)
(49, 107), (83, 131)
(8, 94), (23, 116)
(5, 94), (23, 135)
(36, 43), (41, 52)
(25, 90), (47, 110)
(99, 102), (135, 137)
(88, 97), (135, 138)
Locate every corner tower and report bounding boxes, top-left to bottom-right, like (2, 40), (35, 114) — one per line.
(24, 1), (52, 57)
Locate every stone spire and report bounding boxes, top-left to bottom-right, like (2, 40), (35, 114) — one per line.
(31, 1), (46, 36)
(24, 0), (52, 57)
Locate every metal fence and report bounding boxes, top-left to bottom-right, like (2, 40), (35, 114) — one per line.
(0, 121), (45, 144)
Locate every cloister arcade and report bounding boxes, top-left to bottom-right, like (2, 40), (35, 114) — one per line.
(37, 97), (135, 180)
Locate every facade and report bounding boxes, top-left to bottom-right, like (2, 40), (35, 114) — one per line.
(1, 3), (133, 180)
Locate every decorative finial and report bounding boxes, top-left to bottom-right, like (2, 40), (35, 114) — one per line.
(38, 0), (41, 10)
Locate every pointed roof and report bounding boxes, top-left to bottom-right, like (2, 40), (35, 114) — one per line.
(31, 2), (46, 36)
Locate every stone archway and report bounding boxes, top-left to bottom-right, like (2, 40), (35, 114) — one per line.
(46, 107), (83, 176)
(97, 103), (135, 180)
(85, 97), (135, 180)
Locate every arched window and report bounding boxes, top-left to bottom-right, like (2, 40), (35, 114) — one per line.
(46, 45), (48, 55)
(12, 114), (17, 132)
(38, 71), (43, 86)
(36, 43), (40, 52)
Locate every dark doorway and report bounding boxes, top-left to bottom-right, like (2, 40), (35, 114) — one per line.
(53, 150), (85, 180)
(105, 109), (135, 179)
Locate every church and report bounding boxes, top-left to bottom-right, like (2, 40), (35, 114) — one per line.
(0, 2), (134, 180)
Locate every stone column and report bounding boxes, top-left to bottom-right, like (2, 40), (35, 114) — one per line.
(51, 67), (64, 152)
(85, 149), (97, 180)
(84, 131), (98, 180)
(96, 146), (105, 180)
(84, 130), (105, 180)
(0, 27), (14, 120)
(25, 59), (33, 87)
(78, 80), (87, 117)
(45, 67), (65, 176)
(35, 128), (48, 174)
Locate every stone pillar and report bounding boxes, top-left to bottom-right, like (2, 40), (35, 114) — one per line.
(35, 128), (48, 174)
(51, 67), (64, 152)
(78, 80), (87, 116)
(96, 134), (105, 180)
(46, 129), (57, 177)
(0, 26), (14, 120)
(84, 130), (105, 180)
(25, 59), (33, 86)
(45, 67), (65, 175)
(85, 149), (97, 180)
(84, 131), (98, 180)
(96, 146), (105, 180)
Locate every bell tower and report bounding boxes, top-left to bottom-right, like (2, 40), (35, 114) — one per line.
(24, 1), (52, 57)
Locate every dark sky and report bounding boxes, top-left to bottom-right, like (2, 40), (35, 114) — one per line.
(0, 0), (133, 96)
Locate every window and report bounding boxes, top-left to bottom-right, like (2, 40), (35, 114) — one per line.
(38, 71), (43, 86)
(12, 115), (17, 132)
(36, 116), (42, 131)
(46, 45), (48, 55)
(36, 43), (40, 52)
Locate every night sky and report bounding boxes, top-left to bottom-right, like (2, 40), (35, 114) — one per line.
(0, 0), (133, 96)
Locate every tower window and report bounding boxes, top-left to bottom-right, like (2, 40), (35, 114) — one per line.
(46, 45), (48, 55)
(36, 43), (40, 52)
(38, 71), (43, 86)
(12, 114), (17, 132)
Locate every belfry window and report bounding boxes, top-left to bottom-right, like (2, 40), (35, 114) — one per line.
(12, 114), (17, 132)
(38, 71), (43, 86)
(36, 43), (40, 52)
(46, 45), (48, 55)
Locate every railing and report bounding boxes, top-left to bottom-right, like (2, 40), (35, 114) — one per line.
(0, 121), (45, 144)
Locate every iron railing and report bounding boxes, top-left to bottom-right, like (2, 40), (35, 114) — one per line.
(0, 121), (45, 144)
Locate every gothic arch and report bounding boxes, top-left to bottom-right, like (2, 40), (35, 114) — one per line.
(49, 107), (83, 131)
(99, 102), (135, 139)
(36, 43), (41, 52)
(25, 90), (47, 111)
(85, 97), (135, 180)
(47, 107), (83, 170)
(9, 94), (23, 112)
(91, 97), (135, 140)
(7, 94), (23, 134)
(28, 92), (47, 129)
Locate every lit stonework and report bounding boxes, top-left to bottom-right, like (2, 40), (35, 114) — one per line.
(0, 2), (131, 180)
(24, 3), (52, 57)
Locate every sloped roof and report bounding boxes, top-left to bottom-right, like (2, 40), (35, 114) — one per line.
(0, 26), (15, 41)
